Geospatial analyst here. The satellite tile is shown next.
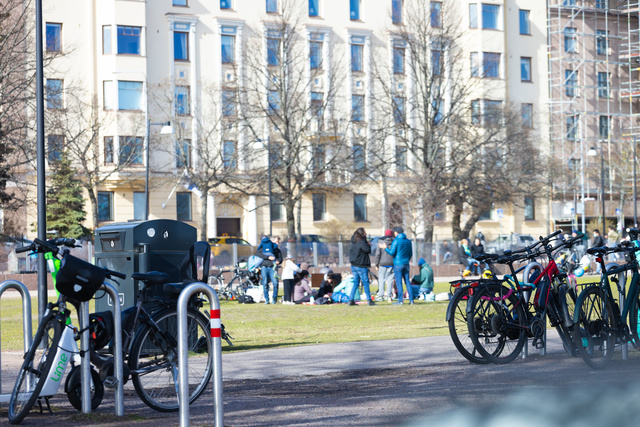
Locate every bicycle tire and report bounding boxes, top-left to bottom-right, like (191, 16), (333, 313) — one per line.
(467, 283), (526, 364)
(572, 286), (616, 370)
(129, 307), (213, 412)
(65, 366), (104, 411)
(446, 286), (489, 364)
(228, 277), (245, 296)
(8, 311), (63, 424)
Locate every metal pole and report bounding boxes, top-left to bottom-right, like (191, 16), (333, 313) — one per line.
(601, 145), (605, 234)
(100, 283), (124, 416)
(145, 119), (150, 221)
(80, 301), (91, 413)
(0, 281), (32, 393)
(634, 137), (637, 227)
(267, 136), (273, 236)
(177, 283), (223, 427)
(35, 0), (47, 321)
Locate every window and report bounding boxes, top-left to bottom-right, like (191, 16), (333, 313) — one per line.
(393, 47), (404, 74)
(46, 79), (63, 109)
(103, 26), (112, 54)
(596, 30), (608, 55)
(223, 140), (237, 169)
(103, 81), (115, 110)
(117, 26), (141, 55)
(521, 104), (533, 128)
(118, 81), (142, 110)
(484, 100), (502, 126)
(98, 192), (114, 222)
(177, 192), (192, 221)
(392, 0), (403, 24)
(312, 144), (325, 172)
(396, 146), (407, 171)
(174, 31), (188, 60)
(271, 198), (284, 221)
(104, 136), (114, 164)
(563, 0), (576, 5)
(430, 2), (441, 27)
(350, 0), (361, 20)
(221, 35), (235, 63)
(393, 96), (405, 124)
(470, 52), (479, 77)
(267, 37), (280, 66)
(268, 90), (280, 115)
(598, 72), (609, 98)
(599, 115), (610, 139)
(520, 57), (531, 82)
(471, 100), (480, 125)
(266, 0), (278, 13)
(353, 144), (365, 171)
(221, 0), (232, 9)
(354, 194), (367, 221)
(312, 193), (325, 221)
(46, 23), (61, 52)
(351, 43), (363, 72)
(483, 52), (500, 78)
(47, 135), (63, 163)
(175, 86), (190, 115)
(133, 192), (145, 221)
(176, 139), (191, 168)
(432, 98), (444, 125)
(524, 196), (535, 221)
(222, 90), (236, 116)
(596, 0), (606, 9)
(565, 69), (577, 97)
(564, 27), (577, 53)
(481, 4), (499, 29)
(310, 41), (323, 69)
(519, 10), (530, 35)
(309, 0), (319, 17)
(469, 3), (477, 28)
(352, 95), (364, 121)
(311, 92), (324, 123)
(566, 115), (578, 140)
(174, 0), (187, 5)
(432, 49), (442, 76)
(119, 136), (143, 164)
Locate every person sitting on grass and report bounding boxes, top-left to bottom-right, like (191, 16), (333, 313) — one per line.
(317, 273), (339, 299)
(293, 270), (317, 304)
(411, 258), (434, 300)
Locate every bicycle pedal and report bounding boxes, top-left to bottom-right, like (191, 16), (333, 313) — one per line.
(104, 376), (117, 388)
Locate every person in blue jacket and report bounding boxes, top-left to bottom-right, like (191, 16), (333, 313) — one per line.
(380, 226), (414, 305)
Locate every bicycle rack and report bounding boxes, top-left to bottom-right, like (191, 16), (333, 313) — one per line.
(0, 280), (32, 403)
(79, 283), (124, 416)
(177, 282), (223, 427)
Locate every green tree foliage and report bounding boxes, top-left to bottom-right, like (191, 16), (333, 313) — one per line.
(45, 153), (90, 238)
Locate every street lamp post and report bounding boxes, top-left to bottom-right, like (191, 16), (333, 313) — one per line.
(634, 137), (637, 227)
(253, 137), (273, 236)
(145, 120), (173, 220)
(588, 145), (606, 235)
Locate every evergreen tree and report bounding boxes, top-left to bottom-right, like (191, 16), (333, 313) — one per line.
(45, 152), (90, 238)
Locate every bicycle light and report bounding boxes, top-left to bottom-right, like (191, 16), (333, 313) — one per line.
(596, 257), (602, 263)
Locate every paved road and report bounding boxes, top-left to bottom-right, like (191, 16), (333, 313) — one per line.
(3, 334), (640, 426)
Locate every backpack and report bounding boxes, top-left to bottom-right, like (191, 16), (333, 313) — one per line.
(237, 294), (255, 304)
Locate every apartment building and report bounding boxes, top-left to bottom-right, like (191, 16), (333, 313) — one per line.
(548, 0), (640, 232)
(13, 0), (550, 244)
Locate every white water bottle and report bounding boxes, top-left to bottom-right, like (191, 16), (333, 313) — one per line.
(310, 296), (315, 304)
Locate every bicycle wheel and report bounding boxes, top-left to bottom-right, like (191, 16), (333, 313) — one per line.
(467, 284), (526, 364)
(129, 308), (213, 412)
(446, 286), (489, 364)
(572, 286), (616, 370)
(9, 312), (63, 424)
(65, 366), (104, 411)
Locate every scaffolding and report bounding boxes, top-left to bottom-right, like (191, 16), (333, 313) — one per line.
(547, 0), (640, 230)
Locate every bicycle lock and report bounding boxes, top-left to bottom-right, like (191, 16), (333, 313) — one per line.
(177, 282), (223, 427)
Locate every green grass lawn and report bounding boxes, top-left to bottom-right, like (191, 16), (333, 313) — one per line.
(1, 282), (455, 353)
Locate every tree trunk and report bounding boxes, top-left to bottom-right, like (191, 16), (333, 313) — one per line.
(285, 197), (296, 241)
(450, 196), (464, 242)
(296, 198), (302, 241)
(200, 188), (208, 241)
(380, 175), (389, 232)
(87, 187), (98, 231)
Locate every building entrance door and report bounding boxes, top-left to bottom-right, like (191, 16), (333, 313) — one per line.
(217, 218), (241, 236)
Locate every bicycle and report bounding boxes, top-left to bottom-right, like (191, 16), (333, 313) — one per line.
(226, 261), (260, 296)
(8, 238), (126, 424)
(208, 268), (232, 299)
(466, 231), (583, 364)
(571, 230), (640, 369)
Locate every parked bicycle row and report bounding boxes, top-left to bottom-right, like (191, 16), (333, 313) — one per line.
(447, 227), (640, 370)
(6, 237), (229, 424)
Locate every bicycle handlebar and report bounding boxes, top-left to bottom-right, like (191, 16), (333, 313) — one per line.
(106, 269), (127, 280)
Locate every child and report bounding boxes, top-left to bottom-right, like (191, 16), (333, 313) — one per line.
(281, 257), (301, 305)
(293, 270), (316, 304)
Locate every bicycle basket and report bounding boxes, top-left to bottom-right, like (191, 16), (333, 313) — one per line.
(55, 253), (106, 302)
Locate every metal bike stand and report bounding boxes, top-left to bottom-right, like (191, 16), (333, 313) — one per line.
(79, 283), (124, 416)
(0, 280), (32, 403)
(177, 282), (223, 427)
(619, 273), (628, 360)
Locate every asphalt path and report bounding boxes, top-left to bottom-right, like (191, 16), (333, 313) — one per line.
(2, 333), (640, 426)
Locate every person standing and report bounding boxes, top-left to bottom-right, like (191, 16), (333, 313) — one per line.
(348, 227), (375, 306)
(374, 229), (395, 301)
(281, 256), (301, 305)
(381, 226), (414, 305)
(256, 235), (281, 304)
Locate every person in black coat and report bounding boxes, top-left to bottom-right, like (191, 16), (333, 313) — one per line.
(591, 229), (604, 248)
(348, 227), (374, 306)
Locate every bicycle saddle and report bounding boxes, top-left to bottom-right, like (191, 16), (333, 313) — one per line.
(586, 247), (608, 256)
(132, 271), (170, 285)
